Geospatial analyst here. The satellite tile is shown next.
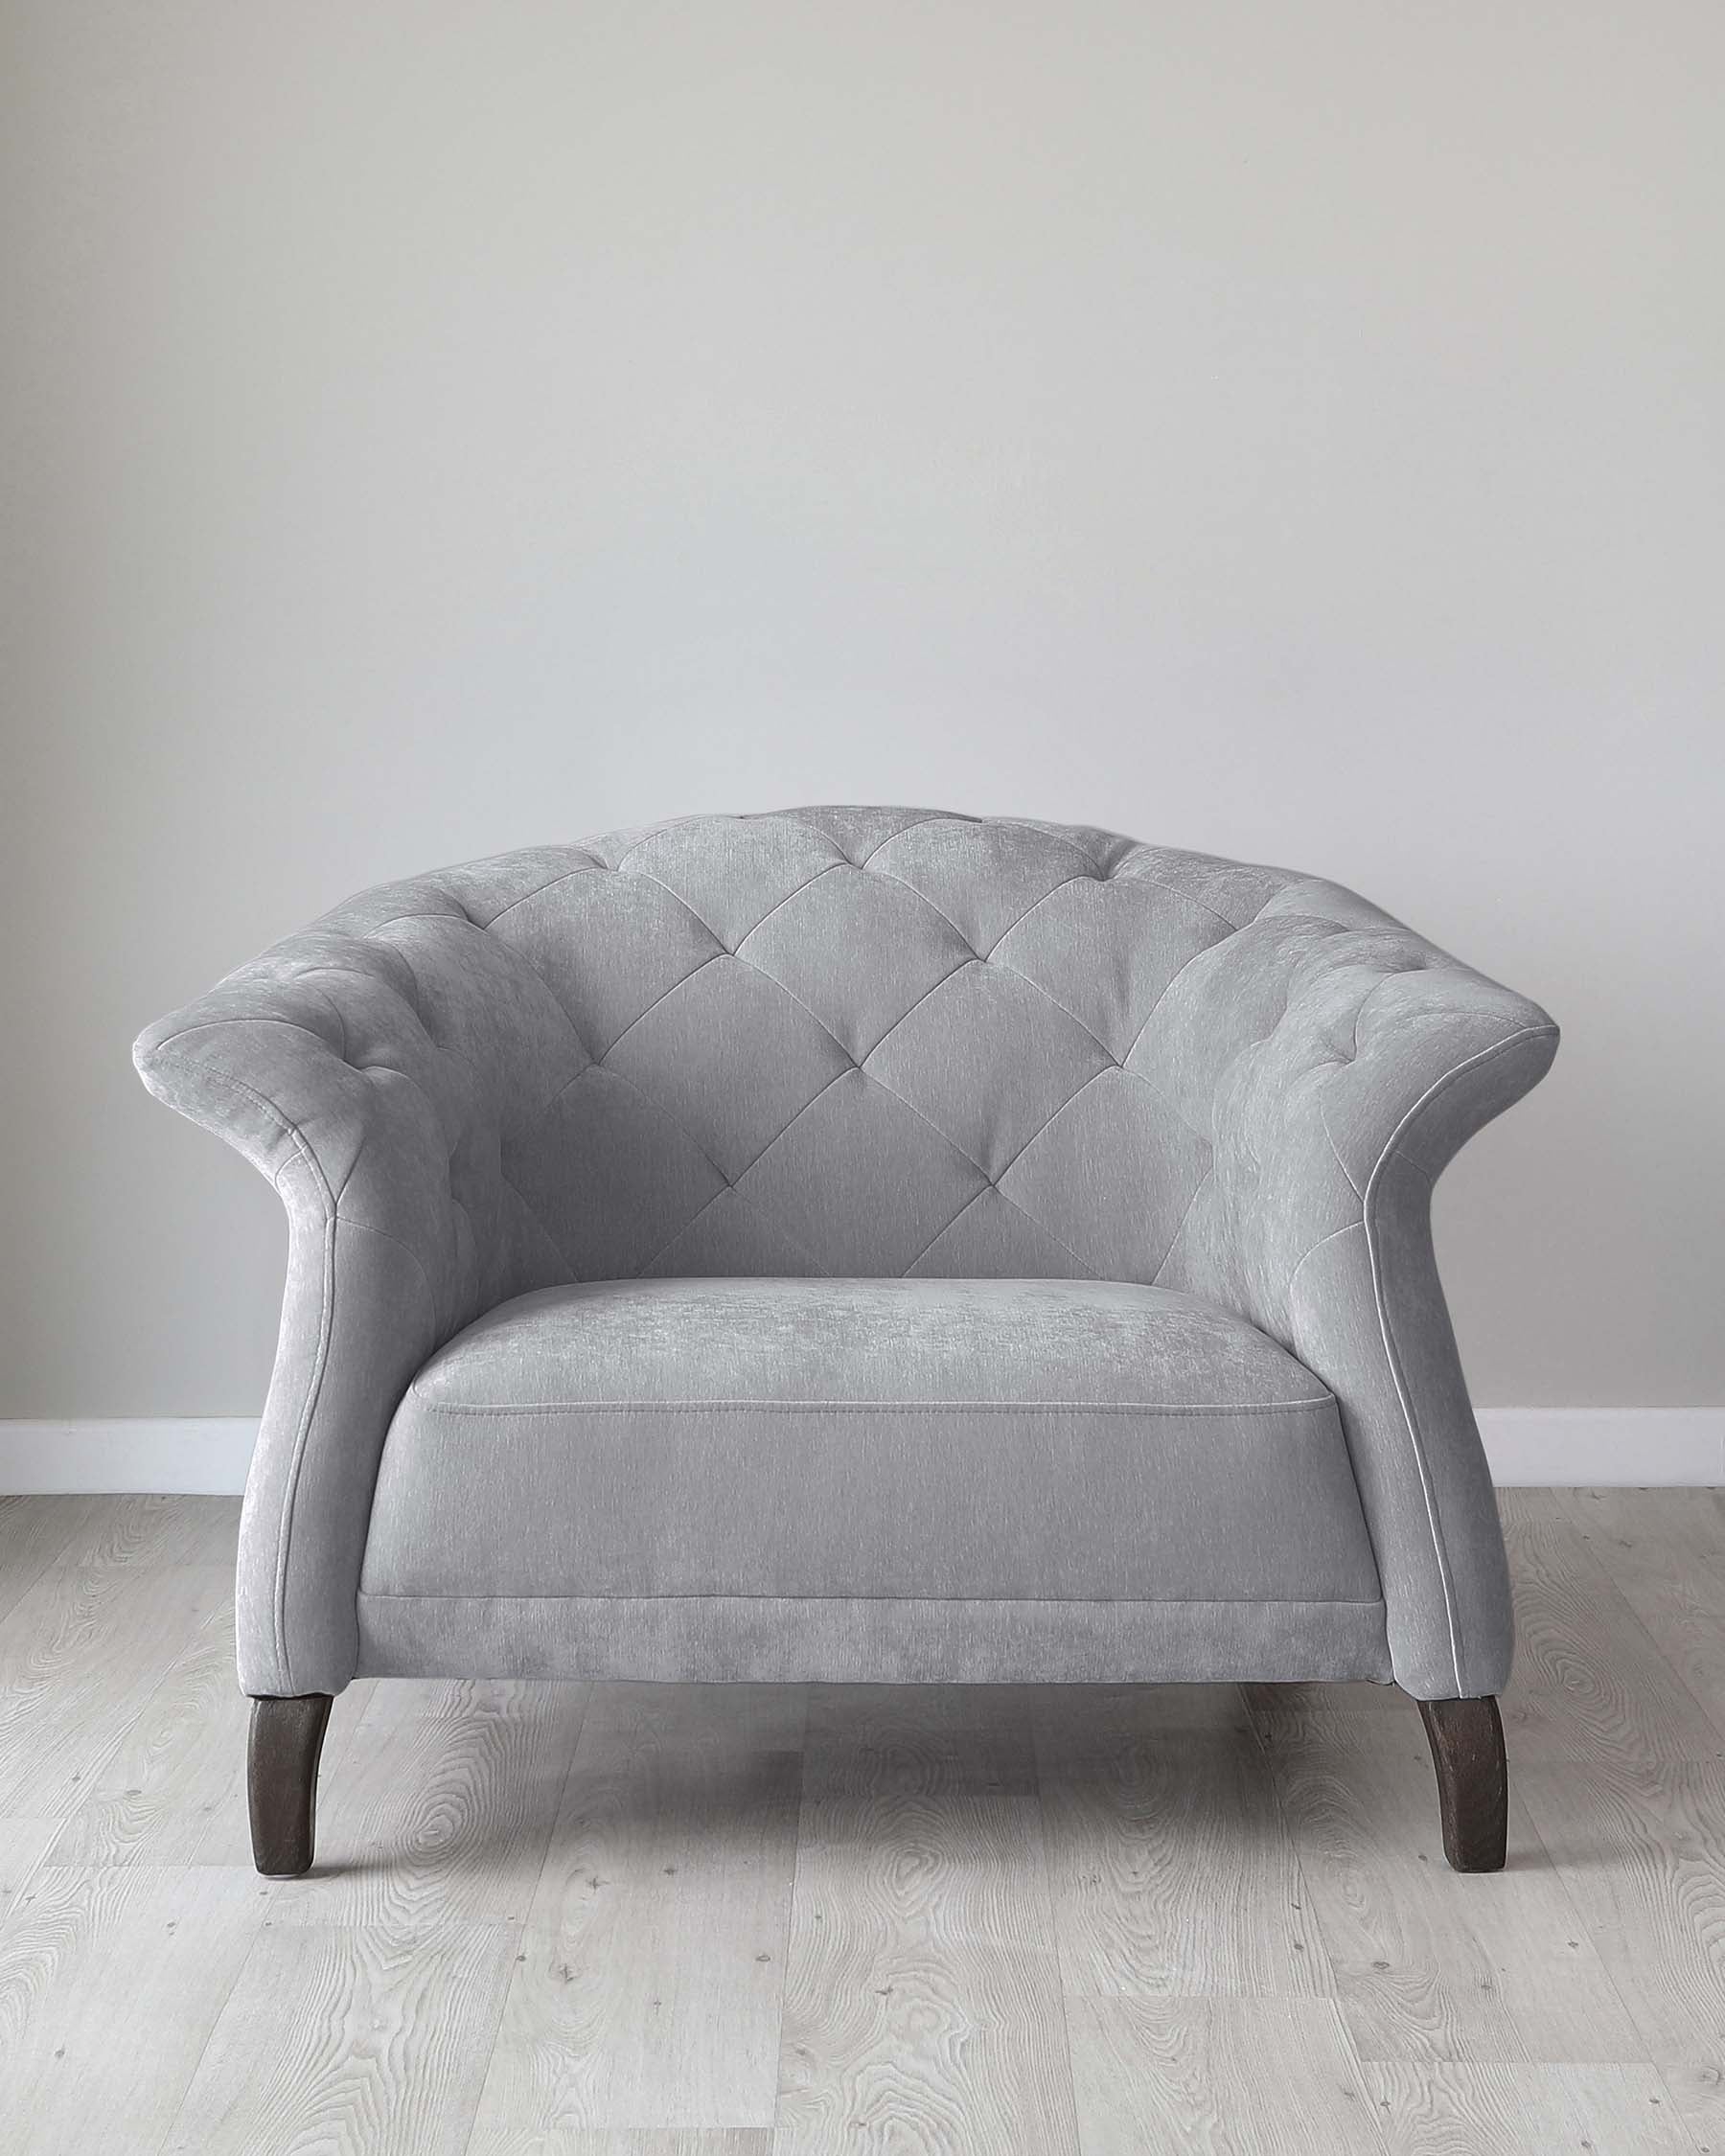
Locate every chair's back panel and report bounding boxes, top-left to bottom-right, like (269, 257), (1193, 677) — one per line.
(338, 809), (1331, 1291)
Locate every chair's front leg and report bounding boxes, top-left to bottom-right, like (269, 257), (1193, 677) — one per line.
(1417, 1695), (1507, 1871)
(248, 1694), (334, 1877)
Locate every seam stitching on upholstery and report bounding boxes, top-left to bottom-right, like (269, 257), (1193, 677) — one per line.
(862, 958), (981, 1066)
(1361, 1022), (1560, 1694)
(840, 1067), (995, 1185)
(846, 861), (976, 947)
(978, 875), (1091, 958)
(1320, 1103), (1367, 1203)
(978, 950), (1117, 1062)
(731, 863), (843, 952)
(361, 907), (491, 939)
(336, 1214), (441, 1322)
(570, 1059), (737, 1206)
(732, 1067), (853, 1179)
(1150, 1166), (1215, 1286)
(1104, 1056), (1216, 1157)
(476, 861), (606, 928)
(1120, 930), (1233, 1063)
(597, 1060), (733, 1183)
(898, 1186), (990, 1273)
(1116, 869), (1244, 933)
(356, 1591), (1386, 1607)
(504, 1056), (742, 1259)
(497, 1172), (579, 1284)
(1285, 1220), (1365, 1307)
(991, 824), (1108, 876)
(595, 954), (724, 1064)
(144, 1015), (341, 1060)
(632, 1181), (833, 1281)
(615, 866), (730, 950)
(603, 944), (871, 1126)
(1349, 974), (1398, 1060)
(856, 813), (954, 864)
(148, 1053), (336, 1695)
(303, 981), (351, 1063)
(279, 1209), (337, 1699)
(900, 1178), (1100, 1278)
(992, 1068), (1108, 1182)
(1247, 883), (1297, 926)
(609, 817), (709, 872)
(981, 954), (1114, 1053)
(729, 966), (861, 1071)
(986, 1184), (1101, 1274)
(631, 1184), (733, 1278)
(402, 1395), (1339, 1415)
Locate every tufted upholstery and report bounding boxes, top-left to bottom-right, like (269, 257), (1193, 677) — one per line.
(135, 808), (1557, 1702)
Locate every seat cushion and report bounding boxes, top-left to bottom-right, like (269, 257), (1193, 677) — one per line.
(360, 1277), (1381, 1606)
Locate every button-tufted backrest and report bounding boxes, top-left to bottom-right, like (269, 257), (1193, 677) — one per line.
(312, 806), (1346, 1295)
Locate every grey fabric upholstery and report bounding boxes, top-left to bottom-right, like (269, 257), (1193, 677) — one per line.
(361, 1277), (1379, 1602)
(134, 809), (1557, 1702)
(356, 1593), (1393, 1687)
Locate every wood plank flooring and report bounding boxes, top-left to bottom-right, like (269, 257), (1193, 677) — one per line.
(0, 1489), (1721, 2153)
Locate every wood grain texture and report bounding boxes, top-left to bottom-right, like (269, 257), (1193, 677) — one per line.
(1557, 1486), (1725, 1571)
(1556, 1487), (1725, 1751)
(54, 1494), (242, 1572)
(1065, 1997), (1384, 2156)
(550, 2139), (774, 2154)
(0, 1495), (100, 1625)
(776, 1686), (1081, 2156)
(1032, 1686), (1328, 2000)
(1417, 1697), (1507, 1873)
(0, 1814), (63, 1920)
(269, 1680), (586, 1928)
(43, 1608), (375, 1871)
(1244, 1679), (1405, 1721)
(2, 1492), (1724, 2152)
(161, 1919), (520, 2156)
(248, 1693), (334, 1877)
(471, 1685), (805, 2143)
(1518, 1755), (1725, 2149)
(40, 1601), (258, 1866)
(0, 1554), (229, 1814)
(0, 1864), (265, 2155)
(1259, 1711), (1644, 2064)
(1497, 1489), (1723, 1769)
(1365, 2061), (1700, 2155)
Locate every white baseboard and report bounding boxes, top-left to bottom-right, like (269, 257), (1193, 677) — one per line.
(1476, 1408), (1723, 1487)
(1, 1409), (1720, 1496)
(0, 1419), (259, 1495)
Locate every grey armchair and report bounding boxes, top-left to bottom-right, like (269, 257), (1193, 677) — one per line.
(135, 809), (1556, 1875)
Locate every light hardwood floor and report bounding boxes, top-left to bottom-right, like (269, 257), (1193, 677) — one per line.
(0, 1488), (1721, 2154)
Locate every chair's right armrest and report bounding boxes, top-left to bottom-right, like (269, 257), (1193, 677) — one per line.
(134, 913), (551, 1696)
(1146, 879), (1558, 1699)
(136, 930), (473, 1306)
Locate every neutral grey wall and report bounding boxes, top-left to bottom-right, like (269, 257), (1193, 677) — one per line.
(4, 0), (1720, 1418)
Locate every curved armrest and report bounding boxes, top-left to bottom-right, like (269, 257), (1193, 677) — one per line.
(135, 894), (576, 1694)
(1152, 878), (1558, 1698)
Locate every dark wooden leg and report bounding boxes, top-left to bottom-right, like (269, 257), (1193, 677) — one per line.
(1417, 1695), (1507, 1872)
(248, 1693), (333, 1877)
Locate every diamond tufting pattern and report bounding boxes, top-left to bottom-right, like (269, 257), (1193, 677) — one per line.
(343, 813), (1269, 1302)
(135, 807), (1558, 1704)
(135, 809), (1549, 1341)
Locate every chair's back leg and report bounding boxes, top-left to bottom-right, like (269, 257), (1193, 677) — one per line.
(248, 1694), (334, 1877)
(1417, 1695), (1508, 1871)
